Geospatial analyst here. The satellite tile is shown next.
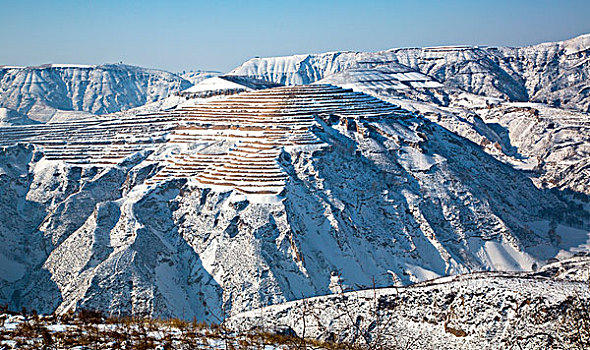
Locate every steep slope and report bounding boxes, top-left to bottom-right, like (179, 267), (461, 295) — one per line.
(0, 85), (588, 320)
(369, 96), (590, 196)
(0, 64), (192, 122)
(500, 34), (590, 112)
(471, 103), (590, 195)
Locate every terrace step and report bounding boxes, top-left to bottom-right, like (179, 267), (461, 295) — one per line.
(1, 84), (407, 194)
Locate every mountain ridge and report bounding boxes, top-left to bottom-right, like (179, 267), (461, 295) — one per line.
(0, 63), (192, 122)
(230, 33), (590, 112)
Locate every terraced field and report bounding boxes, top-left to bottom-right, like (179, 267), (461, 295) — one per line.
(0, 84), (410, 195)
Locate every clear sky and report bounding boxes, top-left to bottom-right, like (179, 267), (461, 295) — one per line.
(1, 0), (589, 73)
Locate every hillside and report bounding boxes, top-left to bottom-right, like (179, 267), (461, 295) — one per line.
(0, 84), (588, 322)
(230, 256), (590, 349)
(0, 64), (191, 122)
(229, 34), (590, 197)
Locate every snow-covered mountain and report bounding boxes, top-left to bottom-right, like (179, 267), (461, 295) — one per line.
(230, 34), (590, 197)
(0, 34), (588, 336)
(0, 85), (588, 322)
(0, 64), (191, 122)
(230, 33), (590, 112)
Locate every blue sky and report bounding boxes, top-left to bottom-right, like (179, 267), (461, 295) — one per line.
(1, 0), (589, 72)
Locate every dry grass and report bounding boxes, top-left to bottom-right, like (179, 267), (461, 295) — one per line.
(0, 309), (350, 350)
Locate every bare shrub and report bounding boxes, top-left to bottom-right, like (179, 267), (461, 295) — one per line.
(559, 280), (590, 349)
